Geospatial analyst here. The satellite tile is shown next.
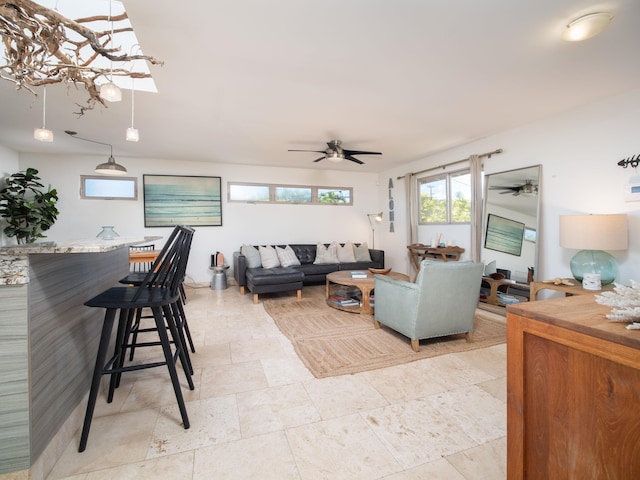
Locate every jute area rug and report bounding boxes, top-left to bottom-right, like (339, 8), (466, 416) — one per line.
(262, 285), (506, 378)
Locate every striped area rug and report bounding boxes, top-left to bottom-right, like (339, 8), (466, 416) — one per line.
(262, 285), (506, 378)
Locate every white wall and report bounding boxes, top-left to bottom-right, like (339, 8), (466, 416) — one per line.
(5, 87), (640, 286)
(0, 144), (20, 247)
(13, 153), (381, 283)
(379, 87), (640, 286)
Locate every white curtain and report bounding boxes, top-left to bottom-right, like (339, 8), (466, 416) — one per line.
(405, 173), (418, 276)
(469, 154), (483, 263)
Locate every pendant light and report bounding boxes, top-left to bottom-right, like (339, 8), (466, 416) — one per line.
(34, 87), (54, 142)
(125, 79), (139, 141)
(100, 0), (122, 102)
(65, 130), (127, 175)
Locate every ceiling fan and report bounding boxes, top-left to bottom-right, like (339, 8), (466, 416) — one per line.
(489, 180), (538, 196)
(288, 139), (382, 165)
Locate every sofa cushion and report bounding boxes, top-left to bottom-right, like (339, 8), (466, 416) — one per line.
(337, 241), (356, 263)
(289, 244), (317, 264)
(354, 242), (372, 262)
(314, 242), (339, 264)
(241, 244), (262, 268)
(276, 245), (301, 267)
(259, 245), (280, 269)
(246, 267), (304, 286)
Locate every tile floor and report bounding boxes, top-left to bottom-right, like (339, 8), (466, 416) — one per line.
(46, 284), (507, 480)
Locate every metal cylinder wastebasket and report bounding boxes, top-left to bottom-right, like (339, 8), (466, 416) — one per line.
(210, 265), (229, 290)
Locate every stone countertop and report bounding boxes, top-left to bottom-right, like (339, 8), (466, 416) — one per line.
(0, 236), (161, 285)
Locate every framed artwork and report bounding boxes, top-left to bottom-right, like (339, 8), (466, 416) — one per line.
(484, 214), (524, 256)
(143, 175), (222, 227)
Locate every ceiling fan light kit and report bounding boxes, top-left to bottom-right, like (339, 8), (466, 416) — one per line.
(562, 12), (612, 41)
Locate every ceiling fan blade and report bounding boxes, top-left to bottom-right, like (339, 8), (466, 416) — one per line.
(288, 149), (325, 153)
(343, 149), (382, 156)
(499, 190), (513, 194)
(345, 155), (364, 165)
(313, 156), (326, 163)
(490, 186), (518, 190)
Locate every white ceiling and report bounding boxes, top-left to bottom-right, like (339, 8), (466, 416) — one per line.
(1, 0), (640, 173)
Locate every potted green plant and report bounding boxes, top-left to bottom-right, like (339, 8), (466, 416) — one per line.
(0, 168), (59, 244)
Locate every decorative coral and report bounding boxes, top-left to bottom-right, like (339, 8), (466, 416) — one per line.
(595, 281), (640, 327)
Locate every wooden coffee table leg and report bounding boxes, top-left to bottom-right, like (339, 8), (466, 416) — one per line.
(360, 285), (373, 315)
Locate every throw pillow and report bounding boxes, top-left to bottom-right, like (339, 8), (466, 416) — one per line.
(241, 244), (262, 268)
(259, 245), (280, 269)
(354, 242), (372, 262)
(337, 241), (356, 263)
(313, 242), (339, 264)
(276, 245), (301, 267)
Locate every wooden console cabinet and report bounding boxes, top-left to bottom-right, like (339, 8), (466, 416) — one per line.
(506, 295), (640, 478)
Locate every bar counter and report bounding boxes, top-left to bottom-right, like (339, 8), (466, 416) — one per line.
(0, 236), (160, 476)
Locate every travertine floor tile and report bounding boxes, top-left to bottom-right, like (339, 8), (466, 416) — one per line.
(193, 431), (300, 480)
(363, 397), (477, 468)
(237, 383), (321, 438)
(445, 436), (507, 479)
(360, 361), (448, 403)
(48, 409), (159, 479)
(147, 395), (241, 458)
(261, 356), (315, 387)
(84, 451), (194, 479)
(199, 360), (269, 398)
(380, 458), (465, 479)
(286, 414), (402, 480)
(303, 374), (389, 419)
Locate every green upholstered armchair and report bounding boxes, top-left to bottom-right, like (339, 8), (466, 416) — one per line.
(373, 260), (484, 352)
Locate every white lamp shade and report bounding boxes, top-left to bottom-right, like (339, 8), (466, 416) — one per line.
(34, 128), (53, 142)
(559, 214), (628, 251)
(100, 82), (122, 102)
(126, 127), (139, 142)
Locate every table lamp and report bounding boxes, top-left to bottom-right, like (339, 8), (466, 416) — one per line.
(559, 214), (628, 285)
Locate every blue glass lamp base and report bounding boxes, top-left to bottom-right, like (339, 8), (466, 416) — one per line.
(569, 249), (617, 285)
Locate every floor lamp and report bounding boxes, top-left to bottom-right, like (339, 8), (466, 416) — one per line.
(367, 212), (383, 248)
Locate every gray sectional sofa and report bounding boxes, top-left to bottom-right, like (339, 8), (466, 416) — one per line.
(233, 243), (384, 303)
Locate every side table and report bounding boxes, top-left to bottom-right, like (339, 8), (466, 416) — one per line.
(529, 279), (614, 300)
(210, 265), (229, 290)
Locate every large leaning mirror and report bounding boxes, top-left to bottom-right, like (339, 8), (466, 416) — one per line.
(480, 165), (541, 309)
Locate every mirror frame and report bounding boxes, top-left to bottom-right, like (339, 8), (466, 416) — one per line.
(482, 165), (541, 283)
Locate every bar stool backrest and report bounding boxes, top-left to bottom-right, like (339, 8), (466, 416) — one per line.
(131, 226), (194, 301)
(129, 244), (156, 273)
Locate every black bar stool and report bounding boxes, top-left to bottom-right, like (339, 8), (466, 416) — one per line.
(79, 226), (195, 452)
(119, 236), (196, 365)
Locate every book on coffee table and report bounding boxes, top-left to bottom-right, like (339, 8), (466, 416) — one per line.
(350, 271), (368, 278)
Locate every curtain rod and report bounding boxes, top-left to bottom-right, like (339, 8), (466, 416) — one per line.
(396, 148), (503, 180)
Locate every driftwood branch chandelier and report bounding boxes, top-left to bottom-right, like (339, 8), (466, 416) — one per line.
(0, 0), (162, 115)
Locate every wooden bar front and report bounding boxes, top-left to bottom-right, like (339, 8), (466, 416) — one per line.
(506, 295), (640, 478)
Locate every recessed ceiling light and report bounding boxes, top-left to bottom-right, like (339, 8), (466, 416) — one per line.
(562, 12), (613, 42)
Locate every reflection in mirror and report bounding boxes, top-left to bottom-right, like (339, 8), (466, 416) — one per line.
(480, 165), (541, 309)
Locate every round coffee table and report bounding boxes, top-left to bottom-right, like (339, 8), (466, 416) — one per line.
(325, 270), (409, 314)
